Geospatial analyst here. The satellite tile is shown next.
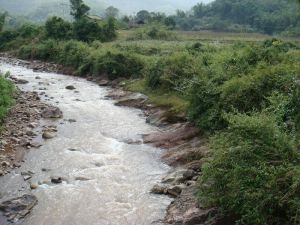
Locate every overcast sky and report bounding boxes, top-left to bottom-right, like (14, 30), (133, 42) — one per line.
(101, 0), (213, 14)
(0, 0), (214, 15)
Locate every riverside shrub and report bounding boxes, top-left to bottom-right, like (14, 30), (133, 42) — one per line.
(199, 113), (300, 225)
(0, 75), (15, 125)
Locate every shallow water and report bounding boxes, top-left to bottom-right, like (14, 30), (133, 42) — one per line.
(0, 61), (171, 225)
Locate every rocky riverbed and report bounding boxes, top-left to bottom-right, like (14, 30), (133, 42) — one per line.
(0, 56), (225, 225)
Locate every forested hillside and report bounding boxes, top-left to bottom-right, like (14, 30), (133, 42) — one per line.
(174, 0), (300, 35)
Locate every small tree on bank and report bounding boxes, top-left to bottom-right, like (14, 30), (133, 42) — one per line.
(0, 12), (7, 32)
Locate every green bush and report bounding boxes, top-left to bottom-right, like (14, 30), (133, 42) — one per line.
(145, 52), (199, 91)
(73, 18), (102, 42)
(93, 51), (144, 80)
(0, 30), (19, 50)
(45, 16), (73, 40)
(0, 75), (15, 126)
(199, 113), (300, 225)
(129, 25), (177, 41)
(188, 40), (299, 131)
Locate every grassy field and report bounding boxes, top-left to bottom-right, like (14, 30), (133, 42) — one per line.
(118, 29), (300, 43)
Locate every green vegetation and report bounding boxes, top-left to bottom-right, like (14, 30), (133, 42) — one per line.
(1, 0), (300, 224)
(1, 22), (300, 223)
(125, 0), (300, 36)
(0, 74), (15, 126)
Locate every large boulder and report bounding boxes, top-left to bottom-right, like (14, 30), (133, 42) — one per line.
(41, 106), (63, 119)
(143, 124), (200, 148)
(0, 194), (38, 222)
(115, 93), (148, 108)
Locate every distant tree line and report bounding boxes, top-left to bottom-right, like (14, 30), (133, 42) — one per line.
(120, 0), (300, 35)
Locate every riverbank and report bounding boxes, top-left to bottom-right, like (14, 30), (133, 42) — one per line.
(0, 55), (223, 225)
(0, 79), (63, 177)
(0, 69), (65, 223)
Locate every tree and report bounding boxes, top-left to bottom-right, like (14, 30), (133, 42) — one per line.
(73, 18), (100, 42)
(176, 9), (186, 18)
(70, 0), (90, 20)
(193, 3), (206, 18)
(164, 16), (176, 29)
(45, 17), (73, 40)
(105, 6), (119, 18)
(101, 17), (117, 41)
(136, 10), (150, 23)
(0, 12), (7, 32)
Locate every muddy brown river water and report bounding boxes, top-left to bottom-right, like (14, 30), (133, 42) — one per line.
(0, 61), (171, 225)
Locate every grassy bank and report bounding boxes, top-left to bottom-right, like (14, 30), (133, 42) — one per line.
(0, 74), (15, 127)
(1, 25), (300, 224)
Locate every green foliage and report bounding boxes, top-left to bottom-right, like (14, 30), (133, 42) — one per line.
(188, 39), (299, 131)
(93, 51), (144, 80)
(129, 25), (177, 41)
(174, 0), (300, 35)
(0, 75), (15, 126)
(18, 24), (40, 38)
(45, 17), (73, 40)
(199, 113), (300, 225)
(70, 0), (90, 20)
(73, 17), (101, 42)
(105, 6), (119, 18)
(0, 12), (6, 32)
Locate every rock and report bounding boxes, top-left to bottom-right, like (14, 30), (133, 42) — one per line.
(29, 142), (42, 148)
(150, 221), (168, 225)
(184, 160), (203, 172)
(1, 161), (10, 167)
(75, 177), (91, 181)
(41, 106), (63, 119)
(23, 175), (32, 181)
(68, 119), (76, 123)
(151, 184), (168, 194)
(124, 139), (142, 145)
(143, 124), (200, 148)
(30, 184), (38, 189)
(115, 93), (148, 108)
(51, 176), (62, 184)
(68, 148), (79, 152)
(166, 184), (186, 197)
(0, 170), (4, 176)
(98, 80), (109, 86)
(28, 122), (38, 128)
(0, 194), (38, 222)
(146, 110), (168, 127)
(41, 168), (51, 172)
(65, 85), (76, 90)
(15, 79), (29, 84)
(21, 171), (34, 181)
(42, 131), (56, 139)
(183, 170), (196, 181)
(35, 76), (41, 79)
(25, 130), (36, 137)
(162, 169), (194, 185)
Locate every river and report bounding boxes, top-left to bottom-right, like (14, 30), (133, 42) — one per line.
(0, 61), (171, 225)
